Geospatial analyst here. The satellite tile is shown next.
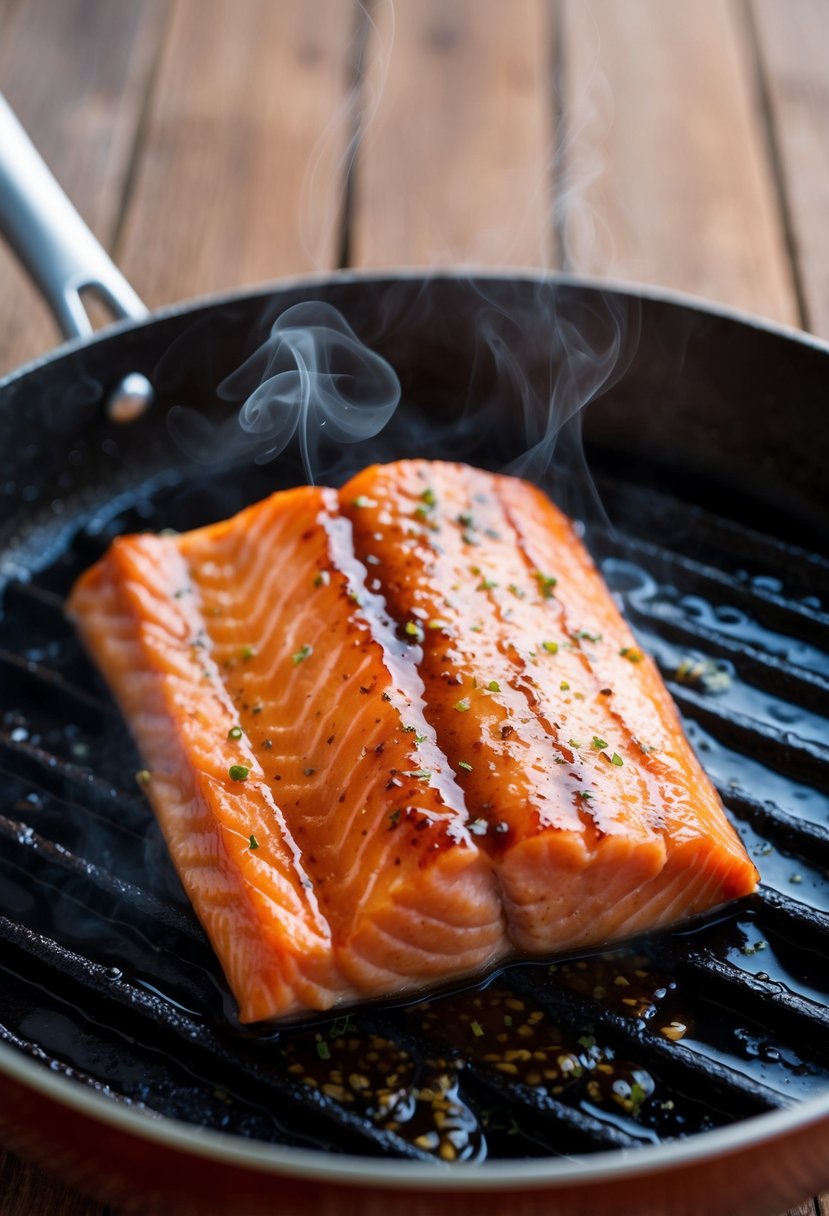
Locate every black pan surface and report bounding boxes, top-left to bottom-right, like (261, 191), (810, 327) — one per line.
(1, 271), (828, 1213)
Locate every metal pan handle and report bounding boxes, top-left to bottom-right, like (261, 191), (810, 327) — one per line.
(0, 93), (149, 339)
(0, 93), (154, 418)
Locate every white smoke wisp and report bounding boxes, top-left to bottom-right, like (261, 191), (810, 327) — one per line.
(216, 301), (401, 481)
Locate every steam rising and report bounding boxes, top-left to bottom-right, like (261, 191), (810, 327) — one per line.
(219, 302), (400, 479)
(168, 302), (401, 482)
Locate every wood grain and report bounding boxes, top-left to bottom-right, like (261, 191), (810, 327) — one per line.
(350, 0), (553, 269)
(750, 0), (829, 338)
(0, 1149), (107, 1215)
(0, 0), (168, 374)
(116, 0), (357, 307)
(559, 0), (798, 323)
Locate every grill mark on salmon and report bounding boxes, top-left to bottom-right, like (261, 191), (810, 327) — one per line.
(70, 483), (505, 1022)
(340, 461), (757, 951)
(69, 460), (757, 1021)
(496, 474), (758, 914)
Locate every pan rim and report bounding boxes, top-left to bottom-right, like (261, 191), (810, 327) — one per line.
(2, 1037), (829, 1190)
(2, 265), (828, 1191)
(1, 267), (829, 396)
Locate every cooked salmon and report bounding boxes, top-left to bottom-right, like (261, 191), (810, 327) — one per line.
(341, 462), (758, 952)
(68, 461), (757, 1022)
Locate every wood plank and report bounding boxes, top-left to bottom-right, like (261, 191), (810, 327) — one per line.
(750, 0), (829, 338)
(0, 0), (169, 374)
(350, 0), (553, 269)
(0, 1148), (107, 1216)
(116, 0), (357, 307)
(559, 0), (797, 323)
(816, 1195), (829, 1216)
(781, 1203), (817, 1216)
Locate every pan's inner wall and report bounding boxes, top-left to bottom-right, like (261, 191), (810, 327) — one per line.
(1, 277), (826, 577)
(0, 276), (827, 1164)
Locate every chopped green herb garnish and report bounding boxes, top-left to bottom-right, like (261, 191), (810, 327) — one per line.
(569, 738), (582, 748)
(592, 736), (608, 750)
(462, 530), (478, 545)
(470, 623), (483, 632)
(458, 761), (473, 772)
(487, 680), (501, 692)
(239, 644), (257, 660)
(351, 495), (371, 508)
(420, 487), (437, 507)
(404, 620), (424, 641)
(573, 629), (602, 643)
(504, 1014), (513, 1026)
(427, 618), (449, 630)
(611, 752), (624, 767)
(315, 1035), (331, 1060)
(457, 511), (474, 527)
(628, 1081), (647, 1116)
(388, 809), (402, 827)
(454, 698), (471, 712)
(328, 1015), (354, 1038)
(248, 834), (259, 850)
(578, 790), (594, 801)
(620, 646), (643, 663)
(560, 680), (570, 691)
(577, 1034), (595, 1050)
(470, 1019), (484, 1037)
(535, 572), (558, 598)
(477, 577), (497, 591)
(790, 873), (803, 884)
(313, 570), (330, 588)
(292, 643), (313, 664)
(507, 583), (525, 599)
(135, 769), (151, 787)
(403, 769), (431, 782)
(542, 640), (559, 654)
(229, 765), (250, 782)
(227, 726), (243, 740)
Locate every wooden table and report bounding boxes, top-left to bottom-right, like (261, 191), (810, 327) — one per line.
(0, 1), (826, 1211)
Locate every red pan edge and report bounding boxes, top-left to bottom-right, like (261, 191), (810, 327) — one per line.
(3, 1036), (829, 1216)
(2, 267), (829, 1215)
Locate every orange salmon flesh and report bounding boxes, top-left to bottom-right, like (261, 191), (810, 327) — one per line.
(67, 461), (758, 1023)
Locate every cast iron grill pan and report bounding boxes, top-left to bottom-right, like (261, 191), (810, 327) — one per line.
(0, 277), (827, 1164)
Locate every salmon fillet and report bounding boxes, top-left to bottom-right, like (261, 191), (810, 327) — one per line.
(341, 462), (758, 951)
(68, 461), (757, 1022)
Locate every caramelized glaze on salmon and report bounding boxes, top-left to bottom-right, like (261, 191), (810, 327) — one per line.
(68, 461), (757, 1022)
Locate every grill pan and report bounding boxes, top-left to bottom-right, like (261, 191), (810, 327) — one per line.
(0, 100), (828, 1216)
